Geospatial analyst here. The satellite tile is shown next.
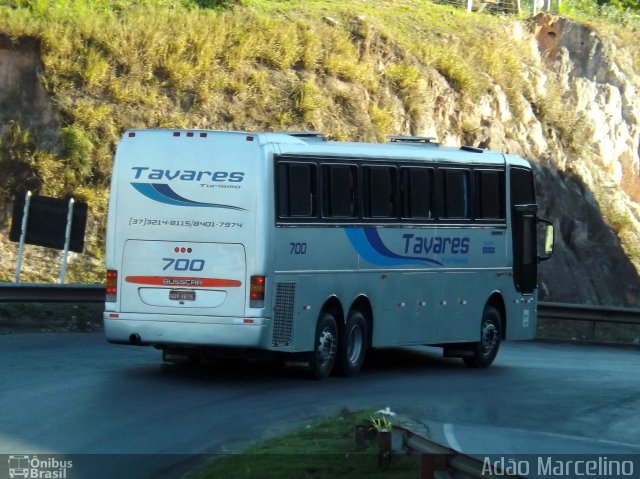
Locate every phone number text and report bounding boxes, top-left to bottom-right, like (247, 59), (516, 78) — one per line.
(129, 218), (243, 228)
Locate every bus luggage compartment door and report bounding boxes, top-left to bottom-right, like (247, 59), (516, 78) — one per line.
(119, 240), (246, 319)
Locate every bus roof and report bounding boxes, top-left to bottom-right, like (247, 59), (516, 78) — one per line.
(262, 132), (533, 168)
(122, 129), (531, 168)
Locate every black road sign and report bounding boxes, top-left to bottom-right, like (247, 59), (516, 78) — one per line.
(9, 194), (88, 253)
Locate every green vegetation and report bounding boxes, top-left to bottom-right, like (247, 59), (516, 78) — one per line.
(187, 409), (418, 479)
(600, 0), (640, 10)
(531, 80), (591, 153)
(0, 0), (638, 282)
(566, 0), (640, 16)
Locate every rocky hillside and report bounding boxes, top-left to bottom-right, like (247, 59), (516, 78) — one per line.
(0, 1), (639, 306)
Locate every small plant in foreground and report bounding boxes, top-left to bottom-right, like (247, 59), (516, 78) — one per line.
(370, 406), (396, 432)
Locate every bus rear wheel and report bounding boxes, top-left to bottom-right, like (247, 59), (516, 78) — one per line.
(309, 312), (338, 379)
(335, 310), (368, 377)
(463, 305), (501, 368)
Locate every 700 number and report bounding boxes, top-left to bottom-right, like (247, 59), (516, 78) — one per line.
(290, 242), (307, 255)
(162, 258), (205, 271)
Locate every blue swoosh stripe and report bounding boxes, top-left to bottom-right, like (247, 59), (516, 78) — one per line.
(131, 183), (246, 210)
(345, 227), (442, 267)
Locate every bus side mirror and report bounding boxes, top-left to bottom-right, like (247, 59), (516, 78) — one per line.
(538, 218), (554, 262)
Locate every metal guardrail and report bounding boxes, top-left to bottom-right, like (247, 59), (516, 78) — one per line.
(1, 285), (639, 327)
(394, 425), (523, 479)
(538, 301), (640, 325)
(538, 301), (640, 340)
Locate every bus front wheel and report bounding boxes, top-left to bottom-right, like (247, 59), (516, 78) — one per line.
(309, 312), (338, 379)
(335, 310), (368, 377)
(463, 305), (501, 368)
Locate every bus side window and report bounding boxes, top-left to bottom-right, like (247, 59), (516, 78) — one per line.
(474, 170), (505, 220)
(438, 168), (470, 220)
(400, 167), (433, 220)
(323, 164), (358, 218)
(277, 162), (317, 218)
(363, 165), (396, 218)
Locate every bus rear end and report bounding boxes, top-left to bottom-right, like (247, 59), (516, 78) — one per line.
(103, 130), (270, 352)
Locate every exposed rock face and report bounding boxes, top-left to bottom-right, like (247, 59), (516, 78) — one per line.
(530, 14), (640, 305)
(0, 35), (61, 225)
(0, 35), (62, 280)
(535, 14), (640, 192)
(0, 35), (60, 149)
(410, 14), (640, 305)
(535, 163), (640, 305)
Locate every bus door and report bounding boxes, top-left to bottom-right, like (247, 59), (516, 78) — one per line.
(512, 204), (537, 294)
(510, 167), (537, 294)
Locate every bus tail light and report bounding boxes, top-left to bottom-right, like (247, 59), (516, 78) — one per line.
(106, 270), (118, 302)
(250, 275), (266, 307)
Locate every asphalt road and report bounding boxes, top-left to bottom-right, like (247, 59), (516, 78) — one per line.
(1, 333), (639, 478)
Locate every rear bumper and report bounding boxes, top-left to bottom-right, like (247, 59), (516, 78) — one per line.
(103, 313), (271, 348)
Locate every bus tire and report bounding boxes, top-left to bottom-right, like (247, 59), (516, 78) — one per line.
(463, 305), (501, 368)
(309, 312), (338, 380)
(335, 310), (368, 377)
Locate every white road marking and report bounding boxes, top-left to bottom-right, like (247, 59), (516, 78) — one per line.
(443, 423), (463, 452)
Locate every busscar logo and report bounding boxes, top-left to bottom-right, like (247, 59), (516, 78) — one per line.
(163, 278), (203, 286)
(7, 455), (73, 479)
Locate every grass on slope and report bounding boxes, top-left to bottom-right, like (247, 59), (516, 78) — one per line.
(0, 0), (638, 282)
(186, 409), (419, 479)
(0, 0), (539, 282)
(0, 0), (534, 194)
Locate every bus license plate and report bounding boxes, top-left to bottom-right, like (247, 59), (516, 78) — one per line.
(169, 290), (196, 301)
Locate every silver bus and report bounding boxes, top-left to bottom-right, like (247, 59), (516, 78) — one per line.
(104, 131), (553, 378)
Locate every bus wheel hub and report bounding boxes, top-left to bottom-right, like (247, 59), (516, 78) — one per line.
(318, 329), (336, 364)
